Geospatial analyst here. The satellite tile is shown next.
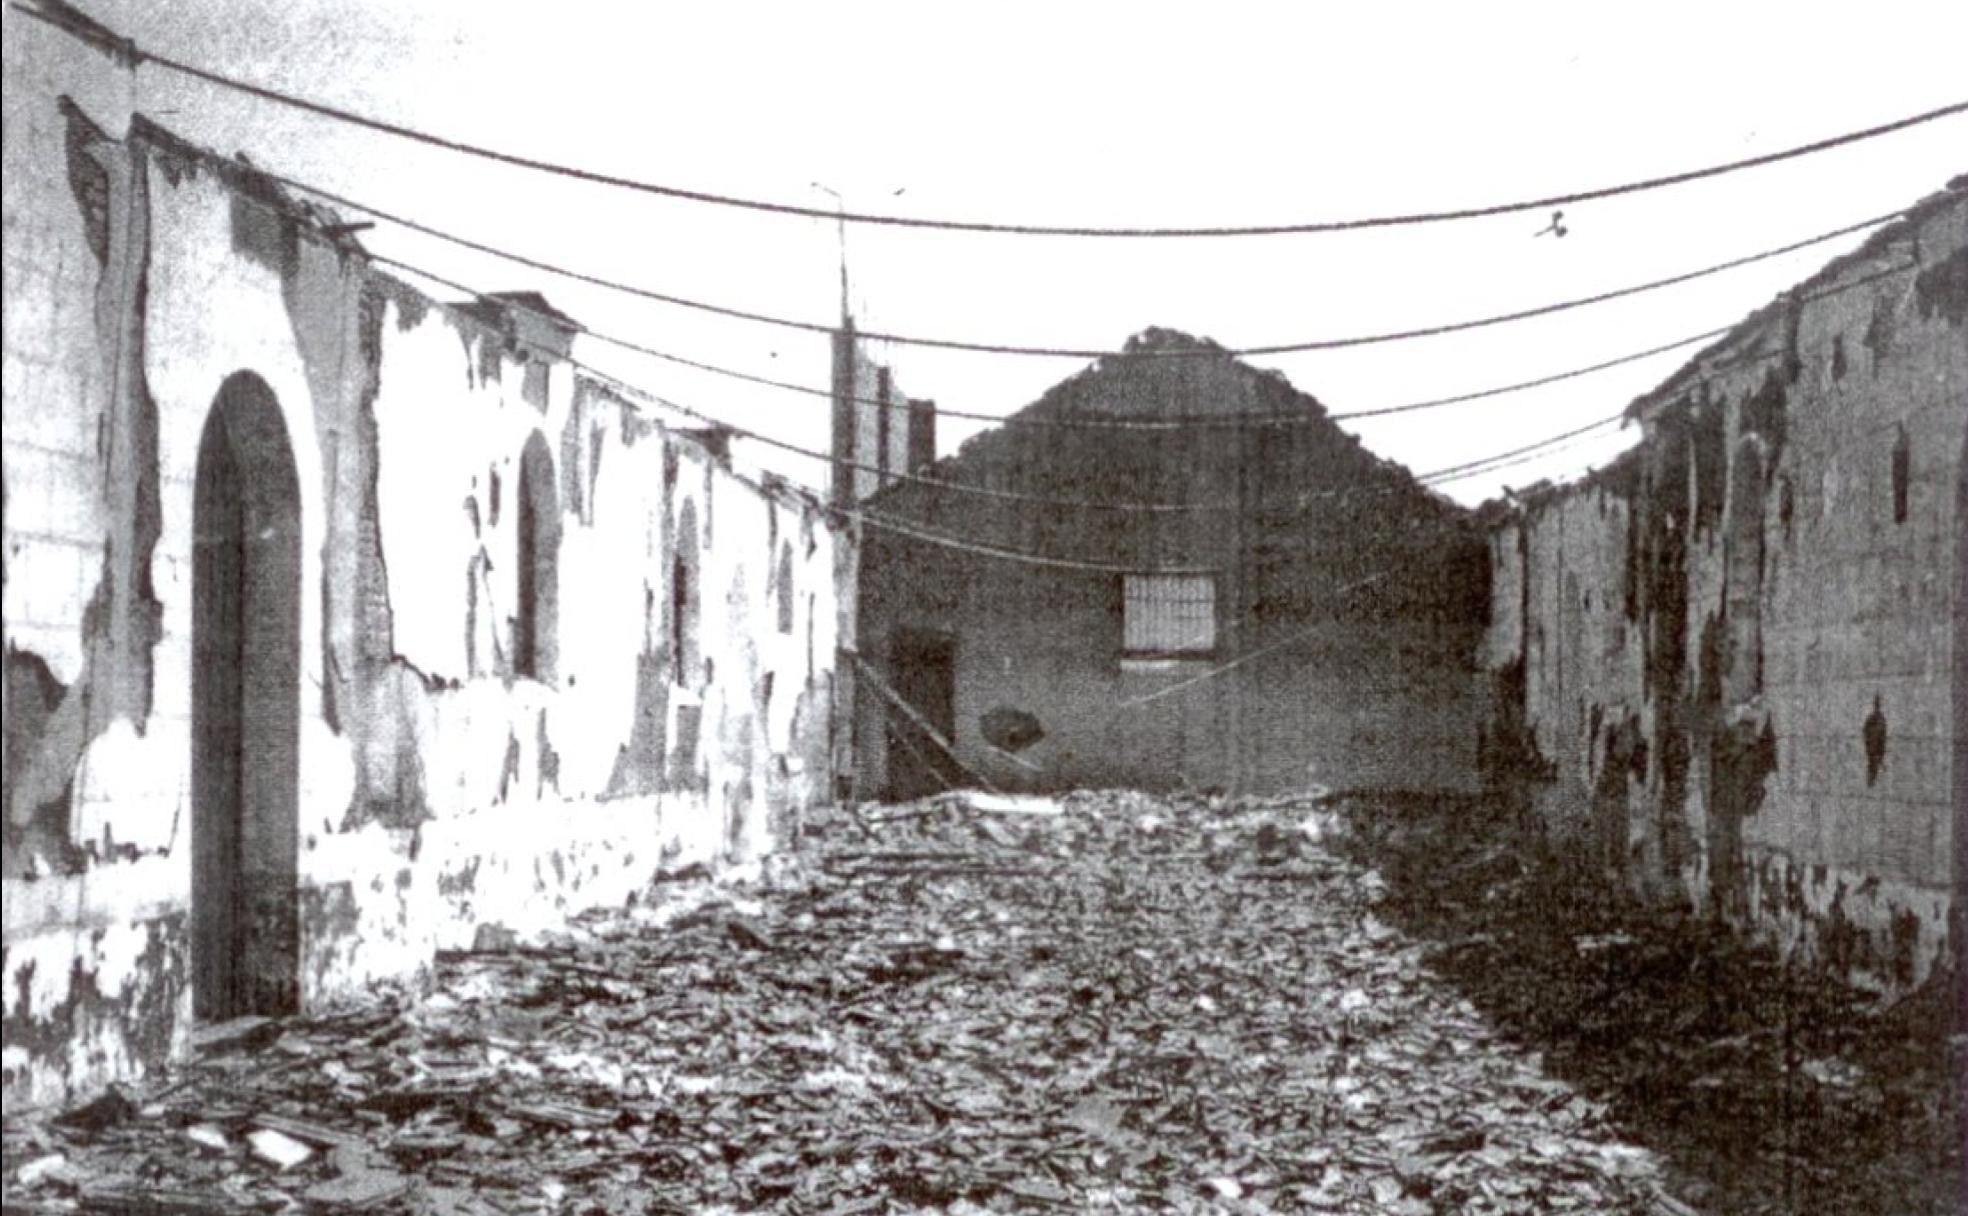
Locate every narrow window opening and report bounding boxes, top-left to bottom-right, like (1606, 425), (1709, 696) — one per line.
(514, 432), (560, 681)
(1723, 439), (1766, 704)
(672, 499), (700, 685)
(775, 542), (796, 635)
(1891, 424), (1910, 524)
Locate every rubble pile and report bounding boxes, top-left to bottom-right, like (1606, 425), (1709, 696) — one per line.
(5, 791), (1692, 1214)
(1328, 792), (1966, 1216)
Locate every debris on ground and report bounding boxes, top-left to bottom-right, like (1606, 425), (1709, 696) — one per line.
(1329, 792), (1964, 1216)
(4, 790), (1736, 1213)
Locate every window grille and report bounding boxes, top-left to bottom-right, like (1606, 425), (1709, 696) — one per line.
(1122, 574), (1217, 657)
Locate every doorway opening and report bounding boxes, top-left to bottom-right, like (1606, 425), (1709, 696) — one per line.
(886, 627), (958, 802)
(192, 371), (302, 1021)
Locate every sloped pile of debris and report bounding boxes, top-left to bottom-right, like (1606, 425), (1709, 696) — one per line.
(6, 790), (1694, 1214)
(1325, 790), (1965, 1216)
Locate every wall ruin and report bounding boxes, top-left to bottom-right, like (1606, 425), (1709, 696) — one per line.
(1480, 182), (1967, 993)
(3, 27), (847, 1107)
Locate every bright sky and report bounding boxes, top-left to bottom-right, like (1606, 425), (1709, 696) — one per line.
(34, 0), (1968, 504)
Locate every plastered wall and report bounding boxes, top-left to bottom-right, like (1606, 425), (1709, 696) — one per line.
(3, 28), (847, 1107)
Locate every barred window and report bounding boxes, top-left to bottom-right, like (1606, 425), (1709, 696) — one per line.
(1122, 574), (1217, 657)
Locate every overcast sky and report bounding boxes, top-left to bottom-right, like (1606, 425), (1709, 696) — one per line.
(31, 0), (1968, 503)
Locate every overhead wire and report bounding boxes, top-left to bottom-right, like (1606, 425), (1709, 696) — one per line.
(381, 254), (1600, 570)
(17, 0), (1964, 238)
(157, 141), (1922, 441)
(192, 155), (1746, 425)
(222, 153), (1903, 358)
(377, 254), (1632, 521)
(90, 117), (1890, 528)
(23, 12), (1918, 540)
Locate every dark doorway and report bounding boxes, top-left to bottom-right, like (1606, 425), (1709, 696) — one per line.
(192, 372), (302, 1021)
(886, 628), (958, 801)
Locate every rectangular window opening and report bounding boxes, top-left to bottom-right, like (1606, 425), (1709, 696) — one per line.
(1122, 573), (1218, 659)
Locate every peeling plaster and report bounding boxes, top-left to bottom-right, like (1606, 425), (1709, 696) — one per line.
(1480, 189), (1967, 993)
(5, 93), (849, 1107)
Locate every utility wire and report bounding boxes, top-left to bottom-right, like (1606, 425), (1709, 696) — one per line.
(19, 0), (1963, 239)
(385, 253), (1627, 519)
(207, 135), (1913, 426)
(383, 253), (1629, 523)
(365, 241), (1617, 568)
(208, 155), (1744, 423)
(202, 171), (1726, 542)
(238, 149), (1902, 358)
(1108, 572), (1393, 712)
(211, 173), (1685, 524)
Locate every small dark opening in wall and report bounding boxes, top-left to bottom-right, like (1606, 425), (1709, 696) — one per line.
(1891, 424), (1910, 524)
(1863, 694), (1888, 786)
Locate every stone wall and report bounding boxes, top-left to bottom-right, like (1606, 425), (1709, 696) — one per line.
(2, 29), (847, 1108)
(1480, 181), (1967, 993)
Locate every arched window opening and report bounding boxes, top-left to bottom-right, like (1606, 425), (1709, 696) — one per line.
(514, 432), (561, 681)
(672, 499), (700, 685)
(192, 371), (301, 1021)
(775, 541), (795, 635)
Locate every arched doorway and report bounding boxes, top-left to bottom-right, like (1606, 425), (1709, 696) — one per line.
(192, 372), (302, 1021)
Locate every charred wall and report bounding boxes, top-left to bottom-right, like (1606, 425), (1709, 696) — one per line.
(1480, 183), (1968, 993)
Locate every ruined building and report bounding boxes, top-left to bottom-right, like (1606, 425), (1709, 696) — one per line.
(830, 322), (936, 507)
(2, 54), (850, 1103)
(854, 330), (1490, 800)
(1480, 179), (1968, 994)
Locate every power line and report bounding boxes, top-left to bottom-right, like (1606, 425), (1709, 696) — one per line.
(197, 131), (1911, 426)
(385, 254), (1636, 523)
(20, 0), (1964, 239)
(1108, 572), (1393, 712)
(380, 253), (1620, 515)
(240, 149), (1900, 357)
(223, 156), (1743, 423)
(203, 184), (1753, 547)
(1414, 412), (1626, 483)
(372, 246), (1623, 567)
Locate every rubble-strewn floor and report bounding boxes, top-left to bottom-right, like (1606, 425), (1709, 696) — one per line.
(8, 792), (1703, 1214)
(1330, 792), (1965, 1216)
